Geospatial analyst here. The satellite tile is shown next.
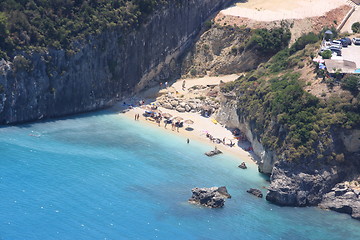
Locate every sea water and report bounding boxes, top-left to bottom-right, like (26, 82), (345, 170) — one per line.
(0, 110), (359, 240)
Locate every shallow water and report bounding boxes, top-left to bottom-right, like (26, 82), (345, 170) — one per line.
(0, 110), (359, 240)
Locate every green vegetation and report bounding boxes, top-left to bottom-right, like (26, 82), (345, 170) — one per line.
(321, 50), (332, 59)
(247, 27), (291, 54)
(352, 22), (360, 33)
(341, 75), (360, 95)
(290, 32), (319, 54)
(0, 0), (169, 59)
(222, 32), (360, 161)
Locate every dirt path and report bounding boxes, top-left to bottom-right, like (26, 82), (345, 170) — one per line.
(222, 0), (348, 21)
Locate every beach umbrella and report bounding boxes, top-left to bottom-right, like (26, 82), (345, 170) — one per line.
(325, 30), (333, 35)
(151, 109), (162, 113)
(140, 105), (151, 110)
(162, 113), (172, 119)
(184, 119), (194, 131)
(174, 116), (183, 121)
(184, 119), (194, 125)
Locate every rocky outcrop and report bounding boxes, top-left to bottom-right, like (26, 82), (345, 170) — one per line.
(247, 188), (263, 198)
(265, 160), (342, 206)
(320, 181), (360, 220)
(216, 90), (360, 218)
(189, 186), (231, 208)
(215, 92), (278, 174)
(155, 87), (220, 113)
(181, 24), (270, 77)
(0, 0), (232, 124)
(238, 162), (247, 169)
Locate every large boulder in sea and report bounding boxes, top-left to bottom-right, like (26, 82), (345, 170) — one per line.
(238, 162), (247, 169)
(189, 186), (231, 208)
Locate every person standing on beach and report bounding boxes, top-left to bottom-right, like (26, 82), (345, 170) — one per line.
(182, 80), (186, 90)
(165, 81), (168, 88)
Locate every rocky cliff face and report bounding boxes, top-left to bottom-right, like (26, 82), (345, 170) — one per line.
(216, 92), (360, 219)
(215, 93), (277, 174)
(181, 24), (269, 77)
(0, 0), (231, 124)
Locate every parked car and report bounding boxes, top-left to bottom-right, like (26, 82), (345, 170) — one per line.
(331, 40), (342, 49)
(337, 39), (348, 47)
(329, 46), (342, 56)
(353, 38), (360, 45)
(343, 37), (352, 46)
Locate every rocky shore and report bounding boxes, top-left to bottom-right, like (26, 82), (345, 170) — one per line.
(320, 181), (360, 220)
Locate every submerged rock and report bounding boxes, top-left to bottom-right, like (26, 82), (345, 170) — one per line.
(247, 188), (263, 198)
(238, 162), (247, 169)
(189, 186), (231, 208)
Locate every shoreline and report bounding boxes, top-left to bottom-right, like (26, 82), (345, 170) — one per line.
(114, 75), (258, 167)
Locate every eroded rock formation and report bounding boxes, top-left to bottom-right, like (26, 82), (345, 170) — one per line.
(189, 186), (231, 208)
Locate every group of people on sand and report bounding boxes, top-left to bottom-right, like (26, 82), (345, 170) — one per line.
(164, 119), (182, 132)
(206, 133), (235, 147)
(146, 112), (163, 127)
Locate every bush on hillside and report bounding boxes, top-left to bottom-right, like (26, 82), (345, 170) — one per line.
(352, 22), (360, 33)
(341, 75), (360, 95)
(247, 27), (291, 54)
(290, 32), (319, 54)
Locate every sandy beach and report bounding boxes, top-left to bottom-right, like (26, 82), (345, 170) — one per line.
(222, 0), (348, 21)
(115, 75), (257, 166)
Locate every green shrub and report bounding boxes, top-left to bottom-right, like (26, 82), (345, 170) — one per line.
(321, 50), (332, 59)
(204, 20), (213, 30)
(352, 22), (360, 33)
(341, 75), (360, 95)
(13, 55), (32, 72)
(247, 27), (291, 54)
(290, 32), (319, 54)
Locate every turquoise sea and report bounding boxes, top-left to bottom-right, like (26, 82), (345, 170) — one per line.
(1, 109), (360, 240)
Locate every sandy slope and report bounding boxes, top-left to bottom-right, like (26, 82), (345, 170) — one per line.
(116, 75), (257, 166)
(222, 0), (348, 21)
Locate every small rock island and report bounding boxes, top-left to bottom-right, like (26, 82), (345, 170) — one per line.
(189, 186), (231, 208)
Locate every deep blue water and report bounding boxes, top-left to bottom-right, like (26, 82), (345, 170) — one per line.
(0, 110), (360, 240)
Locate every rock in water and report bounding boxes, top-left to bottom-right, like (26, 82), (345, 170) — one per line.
(189, 186), (231, 208)
(238, 162), (247, 169)
(247, 188), (263, 198)
(205, 149), (222, 157)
